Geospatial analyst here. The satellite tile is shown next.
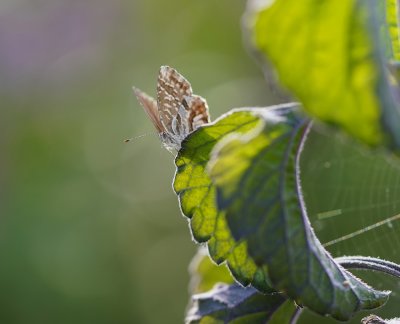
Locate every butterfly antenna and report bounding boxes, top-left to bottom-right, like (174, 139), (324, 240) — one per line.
(124, 132), (157, 143)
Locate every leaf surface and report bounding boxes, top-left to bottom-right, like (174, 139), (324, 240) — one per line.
(189, 248), (235, 294)
(209, 108), (390, 320)
(385, 0), (400, 61)
(185, 283), (292, 324)
(187, 248), (299, 324)
(174, 107), (299, 291)
(245, 0), (400, 149)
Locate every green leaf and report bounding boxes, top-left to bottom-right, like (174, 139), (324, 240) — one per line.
(189, 248), (235, 294)
(174, 106), (301, 292)
(185, 283), (293, 324)
(266, 299), (301, 324)
(385, 0), (400, 61)
(376, 0), (400, 61)
(245, 0), (400, 149)
(209, 109), (390, 320)
(187, 250), (300, 323)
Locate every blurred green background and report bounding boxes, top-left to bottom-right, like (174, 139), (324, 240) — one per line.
(2, 0), (400, 323)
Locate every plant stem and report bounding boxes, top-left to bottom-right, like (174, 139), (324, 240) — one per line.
(336, 256), (400, 278)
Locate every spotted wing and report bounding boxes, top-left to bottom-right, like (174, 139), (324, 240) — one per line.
(133, 87), (164, 133)
(157, 66), (193, 133)
(183, 95), (210, 131)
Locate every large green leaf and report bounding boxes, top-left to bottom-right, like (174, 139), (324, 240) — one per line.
(185, 283), (294, 324)
(245, 0), (400, 149)
(209, 109), (390, 320)
(174, 106), (299, 292)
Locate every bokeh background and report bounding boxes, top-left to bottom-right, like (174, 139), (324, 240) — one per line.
(2, 0), (400, 323)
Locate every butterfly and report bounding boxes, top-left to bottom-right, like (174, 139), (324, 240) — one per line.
(133, 66), (210, 151)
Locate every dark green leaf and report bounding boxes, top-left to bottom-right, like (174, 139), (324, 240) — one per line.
(209, 108), (390, 320)
(267, 299), (301, 324)
(187, 249), (300, 323)
(185, 283), (292, 324)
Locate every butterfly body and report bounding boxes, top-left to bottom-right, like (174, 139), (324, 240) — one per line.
(133, 66), (210, 151)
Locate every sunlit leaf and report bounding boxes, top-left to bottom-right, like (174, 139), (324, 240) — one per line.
(189, 248), (234, 294)
(209, 108), (390, 320)
(174, 106), (299, 292)
(245, 0), (400, 150)
(385, 0), (400, 61)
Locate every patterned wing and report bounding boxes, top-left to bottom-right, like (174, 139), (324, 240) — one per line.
(157, 66), (193, 132)
(133, 87), (164, 133)
(183, 95), (210, 131)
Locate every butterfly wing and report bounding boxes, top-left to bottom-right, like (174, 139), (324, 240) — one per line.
(157, 66), (193, 133)
(183, 95), (210, 131)
(133, 87), (164, 133)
